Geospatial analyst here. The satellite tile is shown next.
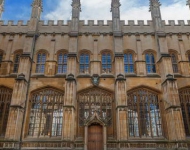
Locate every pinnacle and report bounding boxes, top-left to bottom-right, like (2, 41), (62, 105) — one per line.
(0, 0), (4, 5)
(72, 0), (80, 6)
(149, 0), (161, 7)
(111, 0), (121, 7)
(32, 0), (43, 7)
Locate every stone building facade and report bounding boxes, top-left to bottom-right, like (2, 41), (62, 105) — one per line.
(0, 0), (190, 149)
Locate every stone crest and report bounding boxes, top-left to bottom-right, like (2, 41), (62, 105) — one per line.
(91, 74), (99, 86)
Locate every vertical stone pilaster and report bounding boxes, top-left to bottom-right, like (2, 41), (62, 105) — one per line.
(115, 75), (128, 141)
(162, 76), (186, 141)
(0, 0), (4, 19)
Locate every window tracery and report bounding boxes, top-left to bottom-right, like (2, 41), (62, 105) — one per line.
(127, 88), (162, 138)
(13, 52), (22, 73)
(179, 88), (190, 136)
(79, 53), (90, 74)
(102, 52), (112, 73)
(170, 53), (178, 73)
(28, 88), (64, 137)
(0, 86), (12, 137)
(78, 88), (114, 126)
(36, 52), (46, 73)
(124, 53), (134, 73)
(57, 53), (67, 74)
(145, 53), (156, 73)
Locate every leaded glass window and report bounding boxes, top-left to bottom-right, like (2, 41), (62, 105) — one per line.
(78, 88), (114, 126)
(179, 88), (190, 136)
(13, 53), (22, 73)
(124, 53), (134, 73)
(145, 53), (156, 73)
(36, 53), (46, 73)
(170, 53), (178, 73)
(28, 88), (64, 137)
(0, 87), (12, 137)
(128, 88), (162, 137)
(102, 53), (112, 73)
(80, 54), (90, 73)
(57, 53), (67, 74)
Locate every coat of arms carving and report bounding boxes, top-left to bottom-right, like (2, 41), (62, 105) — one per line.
(91, 74), (99, 86)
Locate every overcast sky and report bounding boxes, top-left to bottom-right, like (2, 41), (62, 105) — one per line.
(2, 0), (190, 23)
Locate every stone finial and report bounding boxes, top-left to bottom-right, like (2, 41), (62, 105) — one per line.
(111, 0), (121, 8)
(149, 0), (161, 11)
(32, 0), (43, 10)
(0, 0), (4, 19)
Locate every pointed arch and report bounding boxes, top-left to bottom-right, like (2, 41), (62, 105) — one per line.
(28, 87), (64, 137)
(127, 86), (162, 138)
(0, 86), (13, 137)
(77, 87), (114, 126)
(179, 87), (190, 136)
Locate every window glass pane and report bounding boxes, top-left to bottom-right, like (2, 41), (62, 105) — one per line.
(128, 88), (162, 137)
(0, 87), (12, 137)
(80, 54), (89, 73)
(58, 54), (63, 64)
(146, 54), (150, 64)
(102, 53), (112, 73)
(28, 88), (64, 137)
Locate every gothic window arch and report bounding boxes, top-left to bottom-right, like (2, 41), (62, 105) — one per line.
(127, 87), (162, 138)
(179, 88), (190, 136)
(57, 52), (67, 74)
(28, 87), (64, 137)
(124, 53), (134, 73)
(79, 53), (90, 74)
(170, 52), (178, 73)
(13, 51), (22, 73)
(0, 86), (12, 137)
(145, 53), (156, 73)
(102, 52), (112, 73)
(36, 52), (46, 73)
(78, 88), (114, 126)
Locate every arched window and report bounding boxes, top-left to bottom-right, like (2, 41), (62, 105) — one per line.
(170, 53), (178, 73)
(145, 53), (156, 73)
(28, 88), (64, 137)
(57, 53), (67, 74)
(102, 52), (112, 73)
(78, 88), (114, 126)
(124, 53), (134, 73)
(127, 88), (162, 137)
(79, 53), (90, 73)
(0, 86), (12, 137)
(179, 88), (190, 136)
(13, 52), (22, 73)
(36, 52), (46, 73)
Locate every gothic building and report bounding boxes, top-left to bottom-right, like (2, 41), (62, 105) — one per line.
(0, 0), (190, 149)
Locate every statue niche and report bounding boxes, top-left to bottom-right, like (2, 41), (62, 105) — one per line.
(78, 87), (114, 126)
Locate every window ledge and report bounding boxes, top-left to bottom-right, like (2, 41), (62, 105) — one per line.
(147, 73), (160, 77)
(125, 73), (137, 77)
(100, 74), (115, 78)
(77, 74), (91, 78)
(23, 136), (62, 142)
(127, 136), (166, 141)
(174, 73), (182, 77)
(55, 73), (66, 77)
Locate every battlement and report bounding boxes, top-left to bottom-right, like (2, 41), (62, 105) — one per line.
(0, 20), (189, 27)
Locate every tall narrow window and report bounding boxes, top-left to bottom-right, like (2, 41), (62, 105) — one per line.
(13, 53), (22, 73)
(128, 88), (162, 137)
(145, 53), (156, 73)
(102, 53), (112, 73)
(124, 53), (134, 73)
(188, 54), (190, 63)
(57, 53), (67, 74)
(0, 87), (12, 137)
(36, 52), (46, 73)
(0, 53), (3, 68)
(179, 88), (190, 136)
(171, 53), (178, 73)
(28, 88), (64, 137)
(80, 54), (90, 73)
